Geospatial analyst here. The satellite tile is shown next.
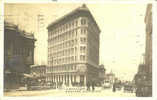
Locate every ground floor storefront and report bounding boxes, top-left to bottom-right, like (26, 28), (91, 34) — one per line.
(4, 64), (31, 90)
(4, 73), (21, 90)
(46, 63), (100, 88)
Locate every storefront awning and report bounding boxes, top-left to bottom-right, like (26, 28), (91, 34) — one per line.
(23, 74), (34, 78)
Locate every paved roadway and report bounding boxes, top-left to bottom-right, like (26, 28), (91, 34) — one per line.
(4, 87), (136, 97)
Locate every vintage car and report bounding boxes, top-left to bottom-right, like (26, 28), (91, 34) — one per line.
(123, 84), (135, 93)
(102, 81), (111, 88)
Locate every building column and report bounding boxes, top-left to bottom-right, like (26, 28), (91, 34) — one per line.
(56, 75), (59, 83)
(58, 75), (60, 82)
(52, 75), (55, 82)
(84, 75), (86, 86)
(51, 75), (53, 82)
(67, 75), (69, 86)
(69, 74), (72, 87)
(55, 75), (56, 83)
(72, 75), (74, 83)
(64, 75), (66, 84)
(76, 75), (80, 83)
(62, 75), (66, 88)
(61, 75), (63, 83)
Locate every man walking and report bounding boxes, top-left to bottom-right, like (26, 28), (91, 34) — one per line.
(92, 81), (95, 91)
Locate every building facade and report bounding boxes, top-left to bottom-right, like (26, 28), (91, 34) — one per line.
(143, 4), (152, 96)
(47, 4), (100, 87)
(145, 4), (152, 84)
(104, 71), (115, 85)
(98, 65), (106, 85)
(134, 4), (152, 97)
(4, 21), (36, 89)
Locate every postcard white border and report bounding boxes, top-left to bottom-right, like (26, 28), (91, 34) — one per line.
(1, 0), (157, 100)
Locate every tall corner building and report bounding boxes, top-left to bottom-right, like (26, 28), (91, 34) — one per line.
(47, 4), (100, 87)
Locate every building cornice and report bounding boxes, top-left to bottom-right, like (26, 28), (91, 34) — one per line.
(4, 21), (36, 41)
(47, 4), (100, 33)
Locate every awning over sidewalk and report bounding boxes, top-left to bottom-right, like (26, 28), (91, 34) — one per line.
(23, 74), (34, 78)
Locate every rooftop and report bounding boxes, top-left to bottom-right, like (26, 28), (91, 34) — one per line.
(5, 21), (35, 40)
(47, 4), (100, 32)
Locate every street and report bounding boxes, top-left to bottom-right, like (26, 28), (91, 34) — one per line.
(4, 87), (136, 97)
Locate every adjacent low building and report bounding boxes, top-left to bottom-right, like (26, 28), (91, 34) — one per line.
(98, 65), (106, 85)
(4, 21), (36, 89)
(47, 4), (100, 87)
(104, 71), (115, 85)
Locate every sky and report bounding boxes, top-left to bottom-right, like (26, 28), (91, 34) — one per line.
(4, 3), (147, 81)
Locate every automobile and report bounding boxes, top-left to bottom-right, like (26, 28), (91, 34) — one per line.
(102, 81), (111, 88)
(27, 85), (42, 90)
(116, 84), (122, 90)
(123, 84), (135, 93)
(26, 77), (41, 90)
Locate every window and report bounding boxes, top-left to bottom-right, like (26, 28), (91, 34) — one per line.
(72, 56), (74, 62)
(65, 50), (68, 55)
(74, 66), (77, 70)
(68, 49), (70, 55)
(80, 46), (86, 53)
(71, 48), (74, 54)
(75, 29), (77, 37)
(80, 55), (86, 61)
(71, 40), (74, 46)
(66, 24), (68, 29)
(72, 21), (74, 26)
(63, 43), (65, 48)
(71, 65), (73, 70)
(69, 23), (71, 29)
(84, 29), (86, 34)
(81, 29), (83, 34)
(74, 75), (76, 82)
(65, 58), (67, 63)
(80, 47), (83, 53)
(61, 26), (63, 32)
(80, 37), (86, 44)
(63, 25), (65, 31)
(75, 47), (77, 54)
(81, 28), (87, 35)
(62, 58), (64, 63)
(72, 30), (74, 37)
(75, 56), (77, 61)
(75, 39), (77, 45)
(69, 31), (72, 38)
(75, 20), (78, 26)
(81, 19), (86, 25)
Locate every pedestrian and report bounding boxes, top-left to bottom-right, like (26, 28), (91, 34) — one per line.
(112, 83), (116, 92)
(92, 82), (95, 91)
(87, 82), (90, 91)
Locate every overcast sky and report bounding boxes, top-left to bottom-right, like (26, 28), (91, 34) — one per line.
(4, 3), (147, 81)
